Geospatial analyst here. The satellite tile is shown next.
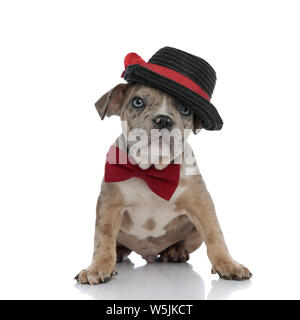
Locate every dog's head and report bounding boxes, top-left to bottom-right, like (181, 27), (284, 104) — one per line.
(95, 83), (201, 168)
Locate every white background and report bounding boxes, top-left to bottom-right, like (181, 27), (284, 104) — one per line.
(0, 0), (300, 300)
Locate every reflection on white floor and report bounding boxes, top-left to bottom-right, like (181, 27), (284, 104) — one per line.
(75, 255), (252, 300)
(207, 278), (252, 300)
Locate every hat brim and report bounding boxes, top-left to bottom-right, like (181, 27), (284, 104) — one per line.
(124, 64), (223, 131)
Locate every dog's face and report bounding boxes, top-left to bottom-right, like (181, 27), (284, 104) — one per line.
(95, 83), (202, 167)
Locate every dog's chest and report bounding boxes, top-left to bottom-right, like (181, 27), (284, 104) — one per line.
(117, 177), (186, 239)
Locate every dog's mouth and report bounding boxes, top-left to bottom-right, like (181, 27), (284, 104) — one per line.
(149, 135), (179, 156)
(149, 135), (173, 146)
(125, 127), (185, 166)
(148, 128), (181, 145)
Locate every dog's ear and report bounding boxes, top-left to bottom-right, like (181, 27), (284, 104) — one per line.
(95, 83), (130, 120)
(192, 115), (202, 134)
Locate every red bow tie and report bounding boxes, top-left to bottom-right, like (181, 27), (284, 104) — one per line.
(104, 145), (180, 201)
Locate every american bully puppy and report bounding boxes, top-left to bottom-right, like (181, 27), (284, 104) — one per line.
(75, 47), (252, 284)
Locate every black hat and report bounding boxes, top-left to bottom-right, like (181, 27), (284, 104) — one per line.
(121, 47), (223, 130)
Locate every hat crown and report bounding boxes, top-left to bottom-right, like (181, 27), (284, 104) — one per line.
(148, 47), (216, 98)
(122, 46), (223, 130)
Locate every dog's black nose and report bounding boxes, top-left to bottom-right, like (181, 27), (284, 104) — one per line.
(152, 115), (173, 129)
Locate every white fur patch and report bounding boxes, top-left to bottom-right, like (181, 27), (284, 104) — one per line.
(155, 95), (169, 116)
(118, 178), (186, 239)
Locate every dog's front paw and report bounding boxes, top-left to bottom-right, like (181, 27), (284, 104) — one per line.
(211, 257), (252, 281)
(75, 264), (117, 285)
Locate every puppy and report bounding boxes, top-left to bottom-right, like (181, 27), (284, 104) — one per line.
(75, 83), (252, 284)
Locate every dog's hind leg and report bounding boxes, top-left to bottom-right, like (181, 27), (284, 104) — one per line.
(116, 245), (132, 262)
(181, 227), (204, 253)
(158, 228), (203, 263)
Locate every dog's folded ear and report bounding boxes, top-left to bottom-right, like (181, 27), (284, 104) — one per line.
(95, 83), (130, 120)
(192, 115), (202, 134)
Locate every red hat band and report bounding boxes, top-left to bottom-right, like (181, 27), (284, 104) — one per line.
(121, 52), (211, 102)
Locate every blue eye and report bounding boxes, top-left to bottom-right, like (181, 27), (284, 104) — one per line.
(132, 97), (145, 108)
(180, 106), (191, 116)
